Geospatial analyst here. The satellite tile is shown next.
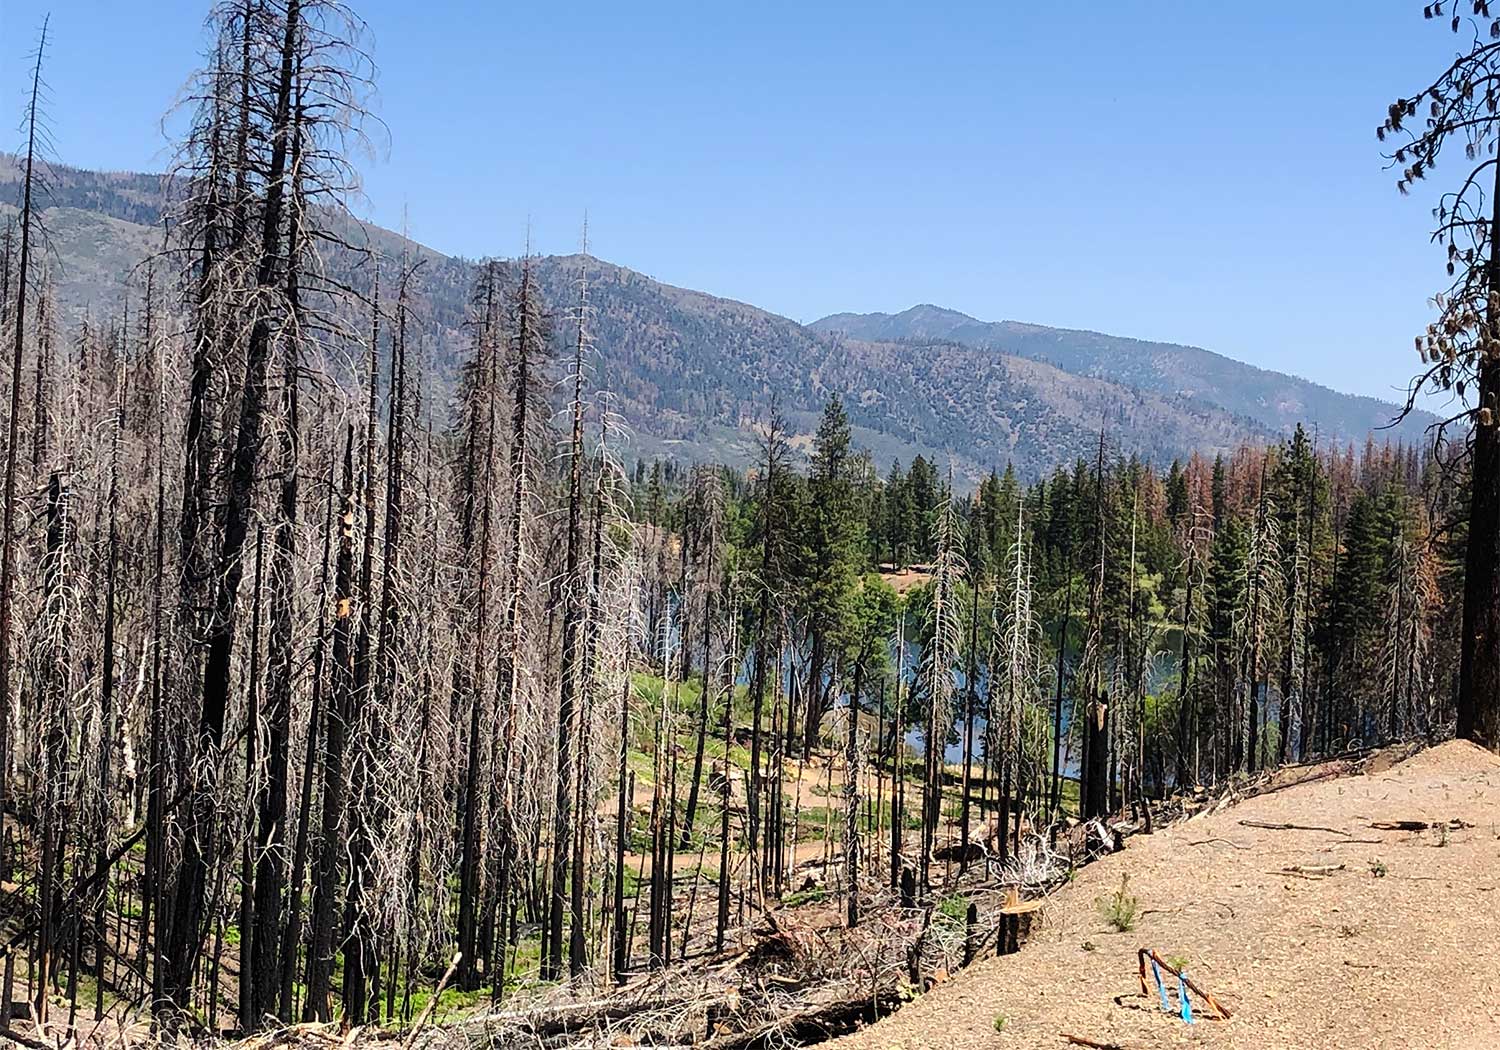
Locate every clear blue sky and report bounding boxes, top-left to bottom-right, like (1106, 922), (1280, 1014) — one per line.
(0, 1), (1470, 406)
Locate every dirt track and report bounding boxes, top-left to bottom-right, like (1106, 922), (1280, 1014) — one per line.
(836, 740), (1500, 1050)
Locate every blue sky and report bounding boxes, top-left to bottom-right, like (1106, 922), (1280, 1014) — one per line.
(0, 1), (1472, 406)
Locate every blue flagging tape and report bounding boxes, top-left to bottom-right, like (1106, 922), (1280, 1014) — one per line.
(1150, 959), (1171, 1013)
(1179, 972), (1194, 1024)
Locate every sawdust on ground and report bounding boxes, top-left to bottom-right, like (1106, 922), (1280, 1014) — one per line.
(835, 739), (1500, 1050)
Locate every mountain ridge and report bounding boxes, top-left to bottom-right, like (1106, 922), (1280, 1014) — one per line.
(0, 153), (1433, 478)
(810, 304), (1421, 445)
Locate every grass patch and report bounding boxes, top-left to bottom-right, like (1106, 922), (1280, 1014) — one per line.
(783, 886), (830, 907)
(794, 806), (843, 843)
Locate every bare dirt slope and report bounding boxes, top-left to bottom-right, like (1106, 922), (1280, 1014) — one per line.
(837, 740), (1500, 1050)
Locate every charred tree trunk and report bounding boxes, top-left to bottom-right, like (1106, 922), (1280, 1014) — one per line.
(1082, 432), (1110, 820)
(0, 17), (49, 885)
(251, 111), (306, 1022)
(280, 453), (337, 1020)
(959, 579), (979, 872)
(93, 375), (123, 1022)
(163, 2), (301, 1017)
(303, 429), (355, 1022)
(612, 675), (631, 981)
(238, 528), (265, 1031)
(489, 257), (544, 989)
(845, 650), (864, 927)
(680, 528), (716, 847)
(455, 265), (497, 991)
(1176, 541), (1196, 789)
(547, 261), (589, 979)
(1457, 155), (1500, 750)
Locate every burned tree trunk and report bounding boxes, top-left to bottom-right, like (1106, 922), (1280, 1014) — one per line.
(252, 101), (307, 1021)
(304, 429), (356, 1022)
(681, 496), (718, 847)
(455, 263), (498, 991)
(1082, 432), (1110, 821)
(163, 0), (301, 1018)
(93, 371), (123, 1022)
(0, 17), (49, 884)
(845, 651), (864, 927)
(546, 259), (589, 979)
(280, 452), (337, 1021)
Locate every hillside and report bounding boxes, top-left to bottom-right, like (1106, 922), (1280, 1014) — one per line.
(0, 155), (1431, 477)
(837, 740), (1500, 1050)
(812, 304), (1430, 448)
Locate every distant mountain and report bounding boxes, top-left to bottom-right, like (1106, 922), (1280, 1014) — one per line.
(811, 305), (1427, 448)
(0, 155), (1433, 479)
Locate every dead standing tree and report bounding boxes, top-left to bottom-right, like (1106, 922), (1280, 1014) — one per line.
(161, 0), (375, 1023)
(488, 254), (552, 984)
(1080, 431), (1111, 819)
(746, 407), (790, 902)
(454, 260), (502, 991)
(547, 248), (591, 979)
(918, 476), (965, 892)
(0, 17), (49, 883)
(679, 467), (724, 849)
(160, 0), (304, 1017)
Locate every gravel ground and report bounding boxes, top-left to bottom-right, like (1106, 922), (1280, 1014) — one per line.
(836, 740), (1500, 1050)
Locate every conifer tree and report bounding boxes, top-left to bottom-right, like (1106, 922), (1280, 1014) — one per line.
(798, 395), (861, 753)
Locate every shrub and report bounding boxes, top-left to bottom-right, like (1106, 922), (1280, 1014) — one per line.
(938, 893), (971, 925)
(1095, 874), (1140, 932)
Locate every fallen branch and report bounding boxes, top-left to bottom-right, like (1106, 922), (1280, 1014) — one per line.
(1239, 819), (1349, 835)
(1280, 863), (1345, 877)
(1062, 1034), (1130, 1049)
(404, 951), (461, 1050)
(0, 1027), (47, 1050)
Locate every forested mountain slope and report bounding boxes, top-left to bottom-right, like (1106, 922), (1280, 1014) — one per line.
(812, 304), (1428, 448)
(0, 154), (1428, 477)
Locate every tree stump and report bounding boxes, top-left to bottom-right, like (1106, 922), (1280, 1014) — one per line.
(997, 898), (1043, 956)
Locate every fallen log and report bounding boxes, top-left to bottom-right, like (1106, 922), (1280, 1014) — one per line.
(459, 996), (688, 1043)
(704, 991), (905, 1050)
(1369, 818), (1474, 832)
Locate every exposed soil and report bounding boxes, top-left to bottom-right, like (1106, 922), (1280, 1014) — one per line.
(835, 740), (1500, 1050)
(879, 569), (934, 595)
